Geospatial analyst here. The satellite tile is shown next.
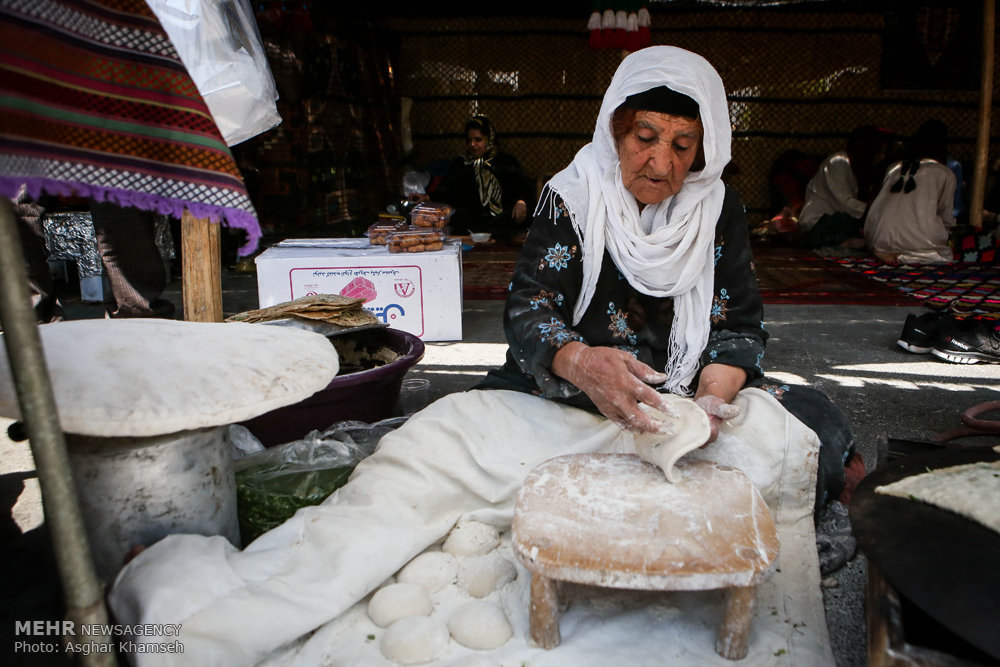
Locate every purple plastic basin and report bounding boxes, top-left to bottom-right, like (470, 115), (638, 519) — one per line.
(241, 327), (425, 447)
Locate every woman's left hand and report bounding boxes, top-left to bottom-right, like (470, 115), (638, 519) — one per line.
(693, 363), (747, 442)
(694, 395), (741, 443)
(512, 200), (527, 223)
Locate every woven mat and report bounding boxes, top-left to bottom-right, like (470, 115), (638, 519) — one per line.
(462, 239), (934, 309)
(827, 255), (1000, 320)
(462, 243), (520, 299)
(752, 240), (917, 306)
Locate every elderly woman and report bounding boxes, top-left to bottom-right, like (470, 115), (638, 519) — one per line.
(110, 47), (853, 665)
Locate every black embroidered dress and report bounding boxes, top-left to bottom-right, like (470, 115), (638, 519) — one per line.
(478, 185), (853, 507)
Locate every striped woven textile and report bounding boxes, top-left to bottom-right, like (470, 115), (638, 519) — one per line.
(0, 0), (261, 255)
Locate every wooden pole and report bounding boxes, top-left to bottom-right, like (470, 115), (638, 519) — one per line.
(970, 0), (996, 230)
(181, 209), (223, 322)
(0, 199), (115, 665)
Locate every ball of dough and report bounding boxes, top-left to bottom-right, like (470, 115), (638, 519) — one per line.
(367, 583), (433, 628)
(380, 616), (450, 665)
(447, 600), (513, 650)
(397, 551), (458, 594)
(456, 553), (517, 598)
(442, 520), (501, 557)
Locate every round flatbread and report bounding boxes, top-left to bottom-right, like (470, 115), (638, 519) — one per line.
(0, 319), (339, 437)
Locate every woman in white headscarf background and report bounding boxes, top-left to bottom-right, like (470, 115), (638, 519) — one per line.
(109, 46), (856, 666)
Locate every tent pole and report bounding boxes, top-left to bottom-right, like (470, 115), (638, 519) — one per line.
(970, 0), (996, 230)
(0, 199), (115, 665)
(181, 209), (223, 322)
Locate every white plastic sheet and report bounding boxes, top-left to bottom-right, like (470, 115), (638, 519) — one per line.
(146, 0), (281, 146)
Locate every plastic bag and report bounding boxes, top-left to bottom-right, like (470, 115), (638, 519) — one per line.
(234, 417), (406, 543)
(146, 0), (281, 146)
(402, 170), (431, 198)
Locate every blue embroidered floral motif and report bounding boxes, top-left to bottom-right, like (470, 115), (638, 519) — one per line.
(544, 243), (573, 271)
(710, 288), (730, 323)
(761, 383), (790, 398)
(714, 244), (723, 266)
(530, 290), (564, 310)
(709, 349), (718, 361)
(755, 351), (764, 369)
(538, 318), (582, 347)
(615, 345), (639, 358)
(606, 303), (637, 345)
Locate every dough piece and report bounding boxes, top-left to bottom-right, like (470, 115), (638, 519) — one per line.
(633, 395), (711, 483)
(875, 460), (1000, 533)
(380, 616), (450, 665)
(442, 520), (501, 557)
(367, 583), (433, 628)
(397, 551), (459, 594)
(447, 600), (513, 650)
(0, 319), (339, 437)
(456, 553), (517, 598)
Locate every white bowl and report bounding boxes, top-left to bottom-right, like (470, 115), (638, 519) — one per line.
(469, 232), (492, 244)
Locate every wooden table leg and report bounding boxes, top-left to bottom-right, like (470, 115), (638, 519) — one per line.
(529, 573), (561, 649)
(716, 585), (757, 660)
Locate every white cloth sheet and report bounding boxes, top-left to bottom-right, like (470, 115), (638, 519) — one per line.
(108, 388), (833, 666)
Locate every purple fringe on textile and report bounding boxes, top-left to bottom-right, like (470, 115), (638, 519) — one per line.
(2, 177), (262, 257)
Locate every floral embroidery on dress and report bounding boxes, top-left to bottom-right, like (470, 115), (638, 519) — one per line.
(761, 383), (790, 398)
(710, 288), (730, 323)
(714, 244), (723, 266)
(529, 290), (564, 310)
(537, 318), (582, 347)
(606, 302), (637, 345)
(540, 242), (575, 272)
(615, 345), (639, 358)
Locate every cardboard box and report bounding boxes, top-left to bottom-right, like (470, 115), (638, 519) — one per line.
(255, 239), (463, 341)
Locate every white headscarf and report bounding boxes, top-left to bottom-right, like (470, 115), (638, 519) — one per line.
(539, 45), (732, 395)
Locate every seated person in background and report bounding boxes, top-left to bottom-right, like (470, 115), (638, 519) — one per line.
(864, 119), (956, 265)
(433, 114), (535, 241)
(795, 125), (893, 249)
(766, 149), (821, 233)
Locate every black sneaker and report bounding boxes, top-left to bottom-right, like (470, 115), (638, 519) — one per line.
(931, 319), (1000, 364)
(897, 311), (950, 354)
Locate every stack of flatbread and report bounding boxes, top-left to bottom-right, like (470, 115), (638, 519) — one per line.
(226, 294), (380, 329)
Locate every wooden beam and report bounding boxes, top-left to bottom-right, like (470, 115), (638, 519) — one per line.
(970, 0), (996, 230)
(181, 209), (223, 322)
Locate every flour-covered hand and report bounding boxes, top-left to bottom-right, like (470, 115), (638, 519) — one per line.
(554, 343), (675, 433)
(694, 394), (741, 443)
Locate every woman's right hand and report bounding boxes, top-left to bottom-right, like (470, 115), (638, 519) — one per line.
(551, 341), (673, 433)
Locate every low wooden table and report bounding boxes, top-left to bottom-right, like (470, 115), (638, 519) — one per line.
(511, 453), (779, 660)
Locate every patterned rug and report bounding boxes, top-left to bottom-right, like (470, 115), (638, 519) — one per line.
(462, 238), (926, 308)
(828, 255), (1000, 320)
(462, 242), (519, 300)
(751, 240), (918, 307)
(0, 0), (260, 255)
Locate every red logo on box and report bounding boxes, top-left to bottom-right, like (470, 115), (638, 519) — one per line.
(394, 279), (415, 298)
